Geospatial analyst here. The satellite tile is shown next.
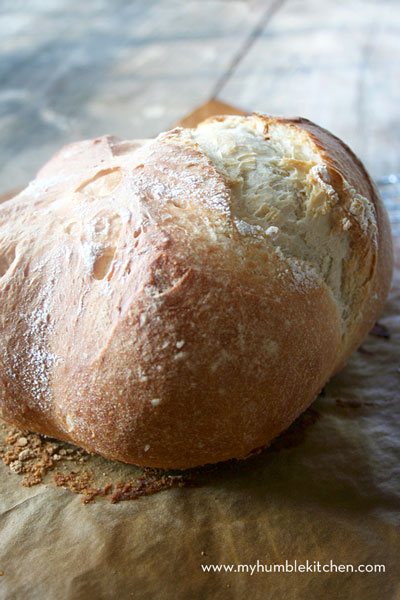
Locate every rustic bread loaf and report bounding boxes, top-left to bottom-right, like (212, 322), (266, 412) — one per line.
(0, 114), (393, 468)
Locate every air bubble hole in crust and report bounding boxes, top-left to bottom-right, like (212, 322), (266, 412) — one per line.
(0, 246), (16, 277)
(92, 247), (116, 280)
(133, 228), (142, 248)
(133, 226), (147, 248)
(75, 168), (122, 199)
(64, 221), (80, 235)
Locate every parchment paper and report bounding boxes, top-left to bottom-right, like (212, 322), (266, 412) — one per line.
(0, 105), (399, 600)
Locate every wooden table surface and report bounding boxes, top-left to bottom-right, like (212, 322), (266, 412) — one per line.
(1, 0), (399, 194)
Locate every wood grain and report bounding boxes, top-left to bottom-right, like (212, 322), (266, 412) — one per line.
(0, 0), (270, 194)
(0, 100), (245, 203)
(1, 0), (399, 195)
(218, 0), (400, 178)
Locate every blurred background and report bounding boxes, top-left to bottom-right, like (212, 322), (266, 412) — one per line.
(0, 0), (399, 194)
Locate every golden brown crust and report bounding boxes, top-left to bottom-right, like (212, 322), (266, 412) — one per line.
(0, 115), (393, 468)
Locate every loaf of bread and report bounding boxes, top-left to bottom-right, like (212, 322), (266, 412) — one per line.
(0, 114), (393, 469)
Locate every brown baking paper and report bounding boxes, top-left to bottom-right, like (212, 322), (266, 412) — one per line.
(1, 105), (399, 599)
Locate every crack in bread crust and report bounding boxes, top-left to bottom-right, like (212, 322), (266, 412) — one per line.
(171, 115), (378, 334)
